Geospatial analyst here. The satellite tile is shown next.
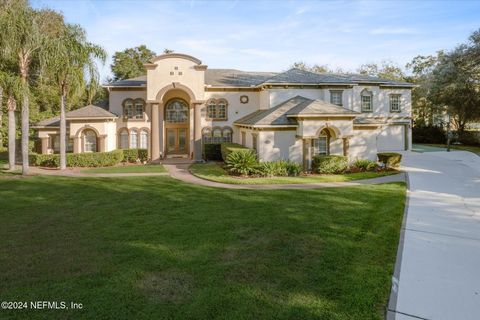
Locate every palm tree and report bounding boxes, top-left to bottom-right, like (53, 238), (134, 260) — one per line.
(0, 1), (50, 175)
(48, 23), (106, 170)
(0, 71), (21, 171)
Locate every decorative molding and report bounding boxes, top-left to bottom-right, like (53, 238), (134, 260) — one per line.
(240, 95), (249, 104)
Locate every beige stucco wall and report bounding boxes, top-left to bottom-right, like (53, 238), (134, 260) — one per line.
(146, 57), (205, 101)
(298, 119), (354, 137)
(258, 130), (303, 163)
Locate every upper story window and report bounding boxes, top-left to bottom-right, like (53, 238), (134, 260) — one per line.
(123, 98), (145, 120)
(166, 99), (189, 123)
(360, 89), (373, 112)
(330, 90), (343, 106)
(206, 99), (228, 121)
(389, 94), (401, 112)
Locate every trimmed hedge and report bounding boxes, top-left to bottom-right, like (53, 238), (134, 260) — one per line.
(412, 125), (446, 144)
(204, 143), (222, 161)
(30, 149), (124, 168)
(312, 155), (348, 174)
(122, 148), (148, 163)
(352, 158), (378, 172)
(220, 142), (251, 161)
(377, 152), (402, 168)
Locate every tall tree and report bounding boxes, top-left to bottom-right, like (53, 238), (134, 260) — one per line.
(0, 1), (51, 175)
(291, 61), (331, 73)
(357, 60), (405, 81)
(48, 23), (106, 170)
(0, 70), (21, 170)
(111, 45), (156, 81)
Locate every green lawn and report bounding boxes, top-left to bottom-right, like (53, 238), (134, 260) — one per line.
(0, 175), (405, 319)
(190, 162), (398, 185)
(82, 164), (167, 174)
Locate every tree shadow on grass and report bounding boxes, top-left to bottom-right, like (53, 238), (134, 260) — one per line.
(0, 176), (405, 319)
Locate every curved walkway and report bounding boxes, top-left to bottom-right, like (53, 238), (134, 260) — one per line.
(164, 163), (405, 190)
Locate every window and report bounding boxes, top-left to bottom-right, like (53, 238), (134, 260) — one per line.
(202, 126), (233, 144)
(206, 99), (228, 120)
(123, 99), (145, 119)
(361, 89), (373, 112)
(130, 130), (138, 149)
(312, 129), (330, 156)
(202, 127), (212, 143)
(83, 130), (97, 153)
(166, 99), (189, 123)
(52, 135), (73, 153)
(119, 129), (129, 149)
(222, 127), (233, 143)
(390, 94), (401, 112)
(330, 90), (343, 106)
(241, 132), (246, 146)
(212, 128), (222, 143)
(252, 134), (258, 154)
(140, 130), (148, 149)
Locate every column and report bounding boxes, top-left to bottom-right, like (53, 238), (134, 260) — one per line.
(99, 135), (107, 152)
(159, 102), (164, 158)
(189, 104), (195, 159)
(151, 103), (160, 161)
(41, 137), (49, 154)
(342, 137), (349, 157)
(73, 136), (81, 153)
(194, 103), (202, 161)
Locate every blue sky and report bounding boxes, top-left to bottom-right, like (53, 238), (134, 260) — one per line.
(31, 0), (480, 81)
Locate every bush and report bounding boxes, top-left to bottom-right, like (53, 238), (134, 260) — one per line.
(221, 142), (251, 161)
(203, 143), (222, 161)
(30, 149), (124, 168)
(226, 150), (258, 176)
(455, 131), (480, 146)
(256, 160), (302, 177)
(122, 149), (148, 163)
(377, 152), (402, 168)
(412, 125), (446, 144)
(312, 155), (348, 174)
(352, 159), (378, 172)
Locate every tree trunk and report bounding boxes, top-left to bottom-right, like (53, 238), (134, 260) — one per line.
(0, 87), (3, 148)
(59, 84), (66, 170)
(21, 91), (29, 175)
(7, 95), (16, 170)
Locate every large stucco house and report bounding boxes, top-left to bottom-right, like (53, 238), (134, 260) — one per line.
(34, 53), (413, 169)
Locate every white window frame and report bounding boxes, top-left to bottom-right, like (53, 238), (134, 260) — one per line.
(389, 94), (401, 113)
(130, 130), (138, 149)
(361, 90), (373, 112)
(330, 90), (343, 106)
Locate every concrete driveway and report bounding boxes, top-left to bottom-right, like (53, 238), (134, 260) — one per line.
(388, 150), (480, 320)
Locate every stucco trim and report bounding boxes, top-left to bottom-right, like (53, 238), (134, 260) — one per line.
(74, 125), (101, 138)
(155, 82), (198, 102)
(149, 53), (202, 65)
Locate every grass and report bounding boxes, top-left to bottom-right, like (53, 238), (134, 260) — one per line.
(421, 143), (480, 155)
(82, 164), (167, 174)
(0, 175), (406, 319)
(190, 162), (398, 185)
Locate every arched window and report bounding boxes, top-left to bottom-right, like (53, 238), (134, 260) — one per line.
(140, 130), (148, 149)
(83, 129), (97, 153)
(130, 130), (138, 149)
(361, 89), (373, 112)
(212, 127), (222, 143)
(206, 99), (228, 120)
(123, 99), (145, 119)
(222, 127), (233, 142)
(119, 129), (129, 149)
(166, 99), (189, 123)
(202, 127), (212, 143)
(312, 129), (330, 156)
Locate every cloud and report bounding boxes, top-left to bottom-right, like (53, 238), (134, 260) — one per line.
(369, 27), (417, 35)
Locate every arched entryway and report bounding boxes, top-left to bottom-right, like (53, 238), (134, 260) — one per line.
(165, 98), (189, 155)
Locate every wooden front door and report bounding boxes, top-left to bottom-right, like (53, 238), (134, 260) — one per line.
(166, 127), (188, 155)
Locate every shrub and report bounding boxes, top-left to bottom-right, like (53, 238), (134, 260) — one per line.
(312, 155), (348, 174)
(352, 159), (378, 172)
(256, 160), (303, 177)
(226, 150), (258, 176)
(285, 161), (302, 176)
(204, 143), (222, 161)
(455, 130), (480, 146)
(412, 125), (446, 144)
(377, 152), (402, 168)
(220, 142), (251, 161)
(30, 150), (124, 168)
(122, 148), (148, 163)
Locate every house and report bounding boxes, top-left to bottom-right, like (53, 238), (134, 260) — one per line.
(34, 53), (413, 169)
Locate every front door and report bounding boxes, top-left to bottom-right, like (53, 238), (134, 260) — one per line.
(166, 127), (188, 155)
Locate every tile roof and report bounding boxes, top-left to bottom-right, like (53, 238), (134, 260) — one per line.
(234, 95), (358, 127)
(105, 68), (414, 88)
(34, 105), (117, 128)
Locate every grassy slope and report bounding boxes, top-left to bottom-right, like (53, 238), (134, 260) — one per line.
(190, 163), (397, 185)
(0, 175), (405, 320)
(82, 164), (167, 174)
(422, 143), (480, 155)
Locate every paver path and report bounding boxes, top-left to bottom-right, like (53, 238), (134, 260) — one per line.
(388, 150), (480, 320)
(164, 163), (405, 190)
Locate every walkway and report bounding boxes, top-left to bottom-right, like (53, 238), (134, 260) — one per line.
(164, 163), (405, 190)
(388, 150), (480, 320)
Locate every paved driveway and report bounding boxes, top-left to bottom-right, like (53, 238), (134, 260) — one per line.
(388, 151), (480, 320)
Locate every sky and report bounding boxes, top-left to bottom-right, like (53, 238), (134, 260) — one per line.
(31, 0), (480, 82)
